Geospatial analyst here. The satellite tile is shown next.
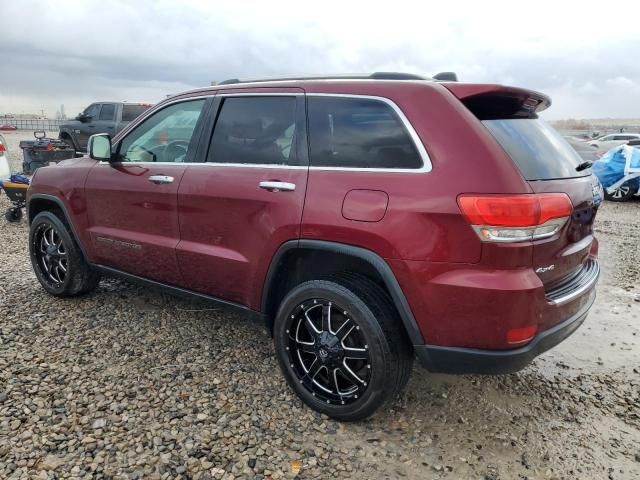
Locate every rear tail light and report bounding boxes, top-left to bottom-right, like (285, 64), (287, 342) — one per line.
(457, 193), (572, 243)
(0, 143), (5, 153)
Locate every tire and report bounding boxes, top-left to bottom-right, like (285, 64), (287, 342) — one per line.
(5, 207), (22, 223)
(273, 275), (413, 421)
(29, 211), (100, 296)
(61, 136), (76, 152)
(604, 182), (638, 202)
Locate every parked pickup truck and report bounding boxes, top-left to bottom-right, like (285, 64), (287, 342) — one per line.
(59, 102), (152, 152)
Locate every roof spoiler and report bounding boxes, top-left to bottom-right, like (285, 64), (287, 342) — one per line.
(443, 83), (551, 119)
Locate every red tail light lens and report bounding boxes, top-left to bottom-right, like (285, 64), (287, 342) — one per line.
(458, 194), (572, 226)
(457, 193), (573, 243)
(0, 143), (5, 153)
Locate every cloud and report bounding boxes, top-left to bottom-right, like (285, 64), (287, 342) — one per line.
(1, 0), (640, 118)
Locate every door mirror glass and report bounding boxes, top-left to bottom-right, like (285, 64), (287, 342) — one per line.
(88, 134), (112, 161)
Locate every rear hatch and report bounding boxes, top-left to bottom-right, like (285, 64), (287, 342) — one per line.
(446, 84), (600, 288)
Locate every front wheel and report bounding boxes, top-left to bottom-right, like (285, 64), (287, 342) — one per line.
(29, 211), (101, 296)
(273, 276), (413, 421)
(604, 182), (638, 202)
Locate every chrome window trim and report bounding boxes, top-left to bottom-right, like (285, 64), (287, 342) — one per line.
(306, 93), (432, 173)
(217, 92), (304, 97)
(97, 161), (307, 169)
(112, 95), (213, 161)
(105, 92), (432, 172)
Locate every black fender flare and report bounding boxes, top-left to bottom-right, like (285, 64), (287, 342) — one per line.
(58, 129), (77, 149)
(28, 193), (89, 261)
(261, 239), (425, 346)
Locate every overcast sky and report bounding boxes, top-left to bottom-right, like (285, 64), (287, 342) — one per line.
(1, 0), (640, 119)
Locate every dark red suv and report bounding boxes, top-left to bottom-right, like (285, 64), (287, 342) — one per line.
(27, 73), (601, 420)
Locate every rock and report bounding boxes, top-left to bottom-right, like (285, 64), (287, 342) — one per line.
(39, 454), (65, 471)
(92, 418), (107, 429)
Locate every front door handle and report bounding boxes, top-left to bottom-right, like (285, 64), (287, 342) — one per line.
(259, 181), (296, 192)
(148, 175), (174, 184)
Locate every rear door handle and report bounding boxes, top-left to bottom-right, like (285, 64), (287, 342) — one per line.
(148, 175), (174, 184)
(259, 181), (296, 192)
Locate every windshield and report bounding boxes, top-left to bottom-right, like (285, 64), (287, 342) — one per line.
(483, 118), (589, 180)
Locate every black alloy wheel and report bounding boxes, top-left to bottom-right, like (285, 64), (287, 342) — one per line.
(284, 298), (372, 406)
(29, 211), (101, 296)
(274, 276), (413, 421)
(33, 221), (68, 285)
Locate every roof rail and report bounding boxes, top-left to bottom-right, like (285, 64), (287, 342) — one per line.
(215, 72), (441, 86)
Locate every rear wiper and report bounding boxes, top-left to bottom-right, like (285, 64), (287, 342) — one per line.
(576, 161), (593, 172)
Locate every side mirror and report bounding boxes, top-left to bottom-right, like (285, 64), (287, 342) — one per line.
(88, 134), (113, 161)
(76, 113), (90, 122)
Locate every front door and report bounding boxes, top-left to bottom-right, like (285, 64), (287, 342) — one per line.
(92, 102), (118, 137)
(85, 97), (210, 285)
(78, 103), (102, 149)
(177, 90), (308, 309)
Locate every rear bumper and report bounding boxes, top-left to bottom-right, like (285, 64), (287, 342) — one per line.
(415, 288), (595, 374)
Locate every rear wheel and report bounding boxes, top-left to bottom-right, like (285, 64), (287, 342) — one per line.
(273, 276), (413, 421)
(29, 211), (100, 296)
(604, 182), (638, 202)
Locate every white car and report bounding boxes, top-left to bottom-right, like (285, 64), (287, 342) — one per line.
(0, 134), (10, 181)
(588, 133), (640, 150)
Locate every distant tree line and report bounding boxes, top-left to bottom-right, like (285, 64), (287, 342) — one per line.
(550, 119), (592, 130)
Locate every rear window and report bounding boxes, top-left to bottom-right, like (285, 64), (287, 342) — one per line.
(483, 119), (589, 180)
(122, 104), (149, 122)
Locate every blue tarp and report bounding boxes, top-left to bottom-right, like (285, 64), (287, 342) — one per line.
(592, 145), (640, 189)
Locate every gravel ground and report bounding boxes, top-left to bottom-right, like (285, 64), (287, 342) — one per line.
(0, 131), (639, 479)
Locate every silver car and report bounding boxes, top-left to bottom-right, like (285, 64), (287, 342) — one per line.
(588, 133), (640, 150)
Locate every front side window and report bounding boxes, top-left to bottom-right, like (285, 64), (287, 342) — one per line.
(99, 103), (115, 121)
(207, 96), (297, 165)
(117, 99), (206, 163)
(308, 96), (422, 169)
(84, 103), (101, 119)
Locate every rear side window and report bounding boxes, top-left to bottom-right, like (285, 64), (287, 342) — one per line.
(122, 104), (150, 122)
(483, 119), (589, 180)
(208, 97), (297, 165)
(308, 96), (422, 169)
(99, 104), (115, 121)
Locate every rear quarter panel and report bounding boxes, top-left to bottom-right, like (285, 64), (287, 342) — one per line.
(300, 82), (532, 263)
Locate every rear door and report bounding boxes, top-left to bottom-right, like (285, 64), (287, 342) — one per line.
(482, 118), (600, 286)
(176, 89), (308, 308)
(85, 97), (210, 285)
